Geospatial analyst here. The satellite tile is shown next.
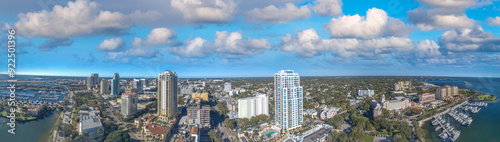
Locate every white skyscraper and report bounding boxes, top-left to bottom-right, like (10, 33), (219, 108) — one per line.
(274, 70), (303, 130)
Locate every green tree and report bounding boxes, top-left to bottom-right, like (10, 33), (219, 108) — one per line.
(104, 130), (131, 142)
(224, 119), (235, 130)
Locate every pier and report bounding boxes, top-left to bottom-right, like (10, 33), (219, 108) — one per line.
(419, 100), (468, 127)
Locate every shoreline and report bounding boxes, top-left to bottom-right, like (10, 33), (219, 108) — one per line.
(0, 108), (55, 122)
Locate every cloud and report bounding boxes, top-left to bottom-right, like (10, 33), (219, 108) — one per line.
(408, 8), (475, 31)
(312, 0), (342, 17)
(169, 37), (211, 58)
(98, 38), (125, 51)
(213, 31), (271, 58)
(407, 0), (489, 31)
(169, 31), (270, 58)
(14, 0), (159, 38)
(439, 26), (500, 52)
(281, 29), (413, 58)
(326, 8), (412, 39)
(417, 0), (477, 8)
(245, 3), (311, 24)
(38, 38), (73, 51)
(171, 0), (237, 23)
(488, 16), (500, 25)
(104, 28), (174, 62)
(415, 40), (442, 58)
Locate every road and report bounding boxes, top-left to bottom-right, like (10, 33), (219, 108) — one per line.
(55, 86), (74, 142)
(213, 101), (235, 142)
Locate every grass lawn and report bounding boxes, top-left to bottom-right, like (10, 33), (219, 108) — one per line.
(477, 95), (496, 101)
(1, 111), (36, 120)
(362, 134), (374, 142)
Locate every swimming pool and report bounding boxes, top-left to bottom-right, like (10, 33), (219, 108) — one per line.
(265, 131), (276, 137)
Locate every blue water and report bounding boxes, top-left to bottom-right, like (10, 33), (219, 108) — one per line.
(420, 77), (500, 142)
(266, 131), (276, 137)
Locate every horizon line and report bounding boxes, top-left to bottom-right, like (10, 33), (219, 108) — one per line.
(2, 73), (500, 79)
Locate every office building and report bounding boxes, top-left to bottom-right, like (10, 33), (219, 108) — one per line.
(100, 79), (110, 95)
(141, 79), (148, 88)
(87, 73), (99, 90)
(418, 93), (435, 103)
(238, 94), (269, 119)
(224, 82), (231, 91)
(121, 93), (138, 117)
(186, 106), (210, 129)
(133, 78), (143, 92)
(274, 70), (303, 130)
(157, 70), (178, 121)
(111, 73), (120, 96)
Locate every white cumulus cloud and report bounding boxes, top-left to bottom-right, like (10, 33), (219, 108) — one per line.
(281, 29), (413, 58)
(439, 26), (500, 52)
(171, 0), (237, 23)
(312, 0), (342, 17)
(326, 8), (412, 39)
(14, 0), (159, 38)
(98, 38), (125, 51)
(488, 16), (500, 26)
(169, 31), (270, 58)
(246, 3), (311, 24)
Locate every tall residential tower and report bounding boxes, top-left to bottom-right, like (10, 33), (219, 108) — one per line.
(111, 73), (120, 96)
(274, 70), (303, 130)
(157, 70), (178, 121)
(87, 73), (99, 90)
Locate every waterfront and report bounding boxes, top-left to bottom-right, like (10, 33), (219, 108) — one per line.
(421, 77), (500, 142)
(0, 111), (58, 142)
(0, 82), (67, 103)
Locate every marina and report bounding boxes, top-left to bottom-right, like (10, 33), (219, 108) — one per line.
(430, 102), (488, 141)
(0, 83), (67, 104)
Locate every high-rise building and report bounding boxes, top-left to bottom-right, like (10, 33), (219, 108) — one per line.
(140, 79), (148, 88)
(224, 82), (231, 91)
(186, 105), (210, 129)
(133, 79), (142, 92)
(121, 93), (138, 117)
(274, 70), (303, 130)
(111, 73), (120, 96)
(238, 94), (269, 119)
(100, 79), (110, 95)
(87, 73), (99, 90)
(157, 70), (178, 121)
(436, 85), (459, 100)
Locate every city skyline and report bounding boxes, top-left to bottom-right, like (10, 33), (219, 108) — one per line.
(1, 0), (500, 78)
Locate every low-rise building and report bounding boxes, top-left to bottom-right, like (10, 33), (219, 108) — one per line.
(358, 90), (374, 98)
(383, 98), (411, 111)
(191, 92), (209, 101)
(142, 123), (170, 141)
(320, 107), (342, 120)
(134, 113), (157, 128)
(79, 107), (103, 140)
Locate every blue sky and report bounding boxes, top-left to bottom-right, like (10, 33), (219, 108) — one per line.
(0, 0), (499, 78)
